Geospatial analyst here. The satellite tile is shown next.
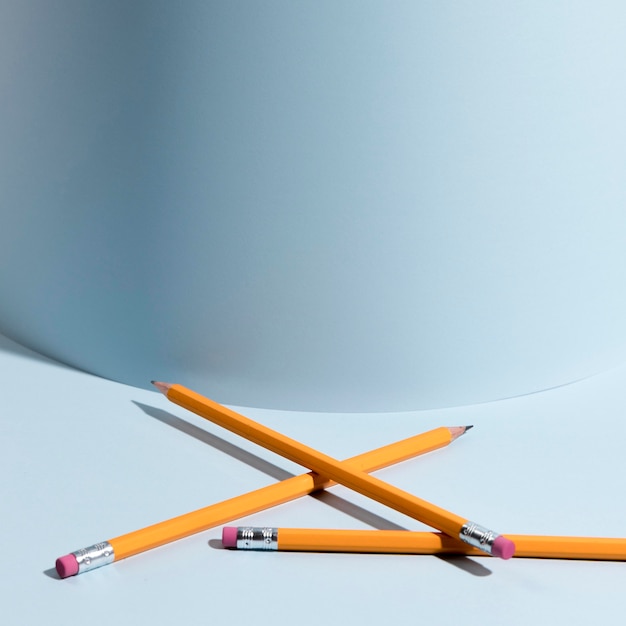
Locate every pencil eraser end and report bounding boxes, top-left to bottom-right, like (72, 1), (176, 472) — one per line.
(222, 527), (238, 548)
(491, 536), (515, 560)
(56, 554), (79, 578)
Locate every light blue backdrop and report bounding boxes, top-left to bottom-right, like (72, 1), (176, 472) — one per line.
(1, 1), (625, 410)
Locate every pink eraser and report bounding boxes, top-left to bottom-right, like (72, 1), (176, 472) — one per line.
(56, 554), (79, 578)
(491, 536), (515, 560)
(222, 527), (238, 548)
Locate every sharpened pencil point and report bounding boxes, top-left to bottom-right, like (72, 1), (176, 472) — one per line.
(448, 425), (474, 441)
(152, 381), (172, 395)
(464, 425), (473, 432)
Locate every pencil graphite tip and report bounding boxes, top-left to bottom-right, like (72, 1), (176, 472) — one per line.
(448, 425), (474, 441)
(151, 381), (172, 395)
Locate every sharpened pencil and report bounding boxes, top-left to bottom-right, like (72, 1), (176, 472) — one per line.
(223, 527), (626, 561)
(153, 382), (515, 559)
(55, 424), (471, 577)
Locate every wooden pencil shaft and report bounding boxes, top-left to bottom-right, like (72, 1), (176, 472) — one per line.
(275, 529), (626, 560)
(109, 426), (454, 559)
(166, 384), (468, 539)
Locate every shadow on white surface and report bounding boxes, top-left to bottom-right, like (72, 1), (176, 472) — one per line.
(133, 401), (295, 482)
(133, 401), (415, 533)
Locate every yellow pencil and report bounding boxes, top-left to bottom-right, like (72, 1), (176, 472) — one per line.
(55, 424), (471, 577)
(153, 382), (515, 559)
(223, 527), (626, 561)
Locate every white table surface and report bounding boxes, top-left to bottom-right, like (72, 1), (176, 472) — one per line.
(2, 332), (625, 625)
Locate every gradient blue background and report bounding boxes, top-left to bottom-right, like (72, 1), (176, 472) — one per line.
(1, 1), (625, 410)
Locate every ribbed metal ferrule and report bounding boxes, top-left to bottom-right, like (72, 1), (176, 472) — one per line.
(72, 541), (115, 573)
(236, 527), (278, 550)
(459, 522), (498, 555)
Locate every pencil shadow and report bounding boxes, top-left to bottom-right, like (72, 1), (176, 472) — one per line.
(309, 490), (408, 531)
(435, 555), (493, 576)
(133, 401), (294, 482)
(43, 567), (61, 580)
(132, 402), (409, 532)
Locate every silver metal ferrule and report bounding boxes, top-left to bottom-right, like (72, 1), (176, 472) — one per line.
(72, 541), (115, 574)
(236, 527), (278, 550)
(459, 522), (499, 555)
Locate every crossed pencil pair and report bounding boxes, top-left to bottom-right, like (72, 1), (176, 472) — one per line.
(56, 382), (626, 578)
